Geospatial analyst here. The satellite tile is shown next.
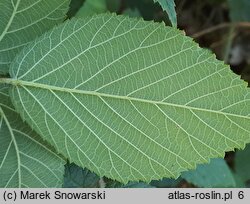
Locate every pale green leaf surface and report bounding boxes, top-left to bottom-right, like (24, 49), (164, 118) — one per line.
(0, 0), (70, 75)
(181, 158), (236, 187)
(76, 0), (107, 18)
(235, 144), (250, 182)
(3, 14), (250, 183)
(153, 0), (177, 27)
(0, 85), (65, 187)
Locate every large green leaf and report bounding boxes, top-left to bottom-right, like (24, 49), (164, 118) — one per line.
(1, 14), (250, 183)
(181, 158), (236, 187)
(0, 0), (70, 75)
(0, 85), (65, 187)
(228, 0), (250, 22)
(153, 0), (177, 27)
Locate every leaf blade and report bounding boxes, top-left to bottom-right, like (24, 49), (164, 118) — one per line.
(0, 0), (70, 74)
(0, 85), (65, 187)
(5, 14), (250, 183)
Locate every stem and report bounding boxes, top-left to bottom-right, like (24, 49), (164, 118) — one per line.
(192, 22), (250, 38)
(223, 25), (235, 63)
(0, 78), (18, 85)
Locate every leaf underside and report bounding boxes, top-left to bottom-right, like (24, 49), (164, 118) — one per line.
(0, 85), (65, 187)
(0, 0), (70, 74)
(6, 14), (250, 183)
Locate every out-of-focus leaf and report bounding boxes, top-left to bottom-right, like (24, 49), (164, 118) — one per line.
(123, 8), (141, 18)
(153, 0), (177, 26)
(63, 163), (100, 188)
(228, 0), (250, 22)
(181, 158), (236, 187)
(76, 0), (107, 18)
(123, 182), (153, 188)
(235, 144), (250, 182)
(150, 177), (181, 188)
(105, 180), (153, 188)
(67, 0), (85, 18)
(126, 0), (156, 20)
(233, 173), (246, 188)
(106, 0), (121, 13)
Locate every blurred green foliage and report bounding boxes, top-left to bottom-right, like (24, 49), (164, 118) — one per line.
(228, 0), (250, 22)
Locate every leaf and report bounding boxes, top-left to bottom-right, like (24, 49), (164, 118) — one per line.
(181, 158), (236, 187)
(123, 8), (141, 18)
(2, 13), (250, 183)
(153, 0), (177, 27)
(228, 0), (250, 22)
(233, 173), (246, 188)
(122, 182), (153, 188)
(105, 180), (153, 188)
(235, 144), (250, 182)
(76, 0), (107, 18)
(0, 0), (70, 75)
(106, 0), (121, 13)
(150, 177), (181, 188)
(63, 163), (100, 188)
(67, 0), (85, 18)
(0, 84), (65, 187)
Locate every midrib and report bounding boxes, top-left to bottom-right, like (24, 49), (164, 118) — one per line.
(0, 77), (249, 120)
